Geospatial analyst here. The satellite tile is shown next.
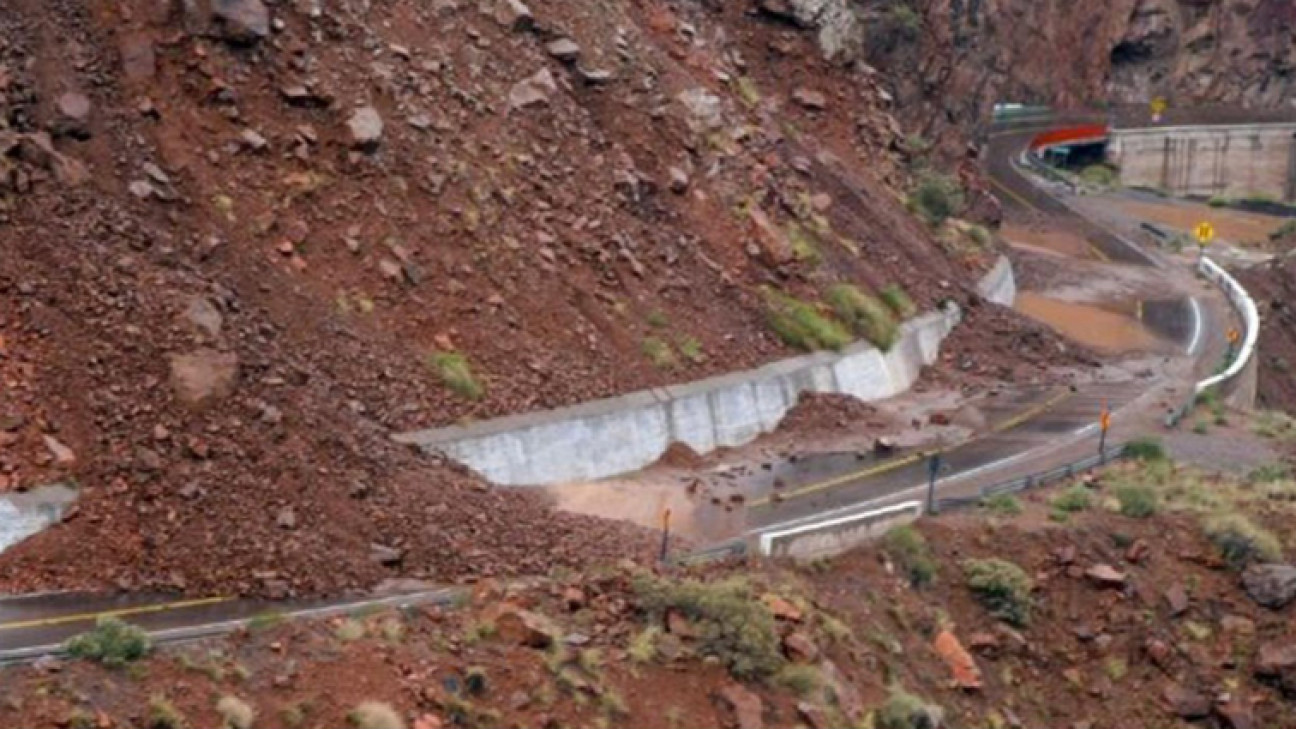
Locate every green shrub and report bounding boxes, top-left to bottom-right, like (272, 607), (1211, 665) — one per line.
(980, 493), (1022, 516)
(888, 4), (922, 39)
(1204, 514), (1283, 569)
(763, 289), (852, 352)
(786, 223), (823, 266)
(1051, 485), (1092, 514)
(826, 284), (899, 350)
(427, 351), (484, 400)
(677, 336), (705, 363)
(735, 76), (761, 107)
(1249, 463), (1291, 483)
(773, 664), (823, 697)
(877, 687), (944, 729)
(633, 575), (783, 679)
(879, 284), (918, 319)
(147, 698), (188, 729)
(628, 626), (660, 664)
(1080, 164), (1118, 188)
(908, 174), (965, 227)
(1271, 220), (1296, 242)
(1125, 437), (1167, 462)
(1208, 195), (1229, 208)
(646, 310), (669, 328)
(216, 696), (256, 729)
(963, 558), (1033, 627)
(882, 525), (937, 587)
(966, 224), (992, 247)
(642, 336), (678, 368)
(65, 617), (151, 668)
(348, 702), (405, 729)
(1114, 484), (1158, 518)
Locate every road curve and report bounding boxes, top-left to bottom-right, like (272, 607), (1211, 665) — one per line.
(0, 113), (1239, 662)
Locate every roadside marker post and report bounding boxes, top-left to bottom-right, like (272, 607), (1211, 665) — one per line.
(925, 454), (943, 515)
(659, 508), (672, 563)
(1098, 401), (1111, 464)
(1227, 327), (1240, 364)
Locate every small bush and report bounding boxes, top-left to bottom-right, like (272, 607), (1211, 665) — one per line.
(335, 618), (366, 642)
(427, 351), (484, 400)
(1204, 514), (1283, 569)
(628, 626), (660, 664)
(1051, 485), (1092, 514)
(1208, 195), (1229, 208)
(147, 698), (188, 729)
(773, 664), (822, 697)
(348, 702), (405, 729)
(882, 525), (937, 587)
(646, 310), (669, 328)
(963, 558), (1033, 627)
(1114, 484), (1158, 518)
(65, 617), (151, 668)
(1125, 437), (1167, 462)
(980, 493), (1022, 516)
(879, 284), (917, 319)
(908, 174), (965, 227)
(888, 4), (922, 39)
(633, 574), (784, 679)
(1249, 463), (1291, 483)
(642, 336), (678, 368)
(763, 289), (852, 352)
(786, 223), (822, 266)
(966, 224), (992, 247)
(1080, 164), (1118, 188)
(678, 336), (705, 364)
(877, 687), (944, 729)
(735, 76), (761, 107)
(1272, 220), (1296, 242)
(216, 696), (256, 729)
(826, 284), (899, 350)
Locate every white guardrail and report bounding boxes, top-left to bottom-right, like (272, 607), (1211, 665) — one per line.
(1195, 256), (1260, 395)
(757, 500), (923, 558)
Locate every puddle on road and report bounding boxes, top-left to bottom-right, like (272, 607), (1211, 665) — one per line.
(1015, 292), (1164, 353)
(0, 483), (77, 553)
(1001, 223), (1098, 259)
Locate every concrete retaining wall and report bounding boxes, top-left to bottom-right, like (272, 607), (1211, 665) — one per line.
(1108, 124), (1296, 201)
(759, 501), (922, 561)
(395, 258), (1015, 486)
(976, 255), (1016, 306)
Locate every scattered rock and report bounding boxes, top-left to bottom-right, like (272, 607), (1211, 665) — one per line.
(792, 87), (827, 110)
(1254, 642), (1296, 694)
(239, 128), (269, 152)
(347, 106), (384, 151)
(782, 631), (819, 663)
(369, 543), (404, 567)
(494, 0), (533, 30)
(211, 0), (271, 43)
(1163, 583), (1189, 616)
(509, 68), (558, 109)
(1215, 699), (1255, 729)
(276, 508), (297, 530)
(717, 683), (764, 729)
(53, 92), (92, 138)
(762, 594), (803, 622)
(796, 702), (831, 729)
(183, 297), (223, 339)
(169, 349), (239, 406)
(1221, 615), (1256, 635)
(1241, 564), (1296, 609)
(1163, 684), (1210, 719)
(546, 38), (581, 63)
(668, 166), (690, 194)
(933, 630), (983, 690)
(577, 67), (614, 85)
(42, 435), (76, 465)
(1085, 564), (1127, 588)
(120, 33), (156, 81)
(495, 607), (558, 649)
(562, 586), (586, 611)
(666, 608), (699, 639)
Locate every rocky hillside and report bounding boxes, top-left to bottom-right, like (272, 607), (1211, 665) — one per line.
(6, 449), (1296, 728)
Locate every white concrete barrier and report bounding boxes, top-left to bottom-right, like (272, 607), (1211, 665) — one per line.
(758, 500), (923, 560)
(1195, 256), (1260, 395)
(395, 259), (1015, 486)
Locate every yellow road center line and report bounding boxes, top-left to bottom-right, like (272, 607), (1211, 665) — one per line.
(988, 170), (1110, 263)
(0, 596), (233, 632)
(749, 389), (1074, 508)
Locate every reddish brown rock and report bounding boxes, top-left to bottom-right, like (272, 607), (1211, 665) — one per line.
(717, 683), (763, 729)
(782, 631), (819, 663)
(1085, 564), (1128, 588)
(933, 630), (983, 690)
(762, 595), (803, 622)
(1163, 583), (1189, 616)
(1162, 684), (1210, 719)
(494, 607), (558, 649)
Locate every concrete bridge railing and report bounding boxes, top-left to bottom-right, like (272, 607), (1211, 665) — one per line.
(1108, 123), (1296, 201)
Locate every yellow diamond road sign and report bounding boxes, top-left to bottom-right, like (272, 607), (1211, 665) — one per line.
(1195, 221), (1215, 245)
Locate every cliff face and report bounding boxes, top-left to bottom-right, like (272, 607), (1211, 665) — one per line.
(765, 0), (1296, 142)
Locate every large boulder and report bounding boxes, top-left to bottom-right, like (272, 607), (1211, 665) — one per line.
(1242, 564), (1296, 609)
(211, 0), (270, 43)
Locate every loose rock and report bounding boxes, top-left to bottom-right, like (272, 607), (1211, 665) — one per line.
(347, 106), (384, 151)
(509, 68), (558, 109)
(717, 683), (764, 729)
(211, 0), (271, 43)
(546, 38), (581, 63)
(1241, 564), (1296, 609)
(169, 349), (239, 406)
